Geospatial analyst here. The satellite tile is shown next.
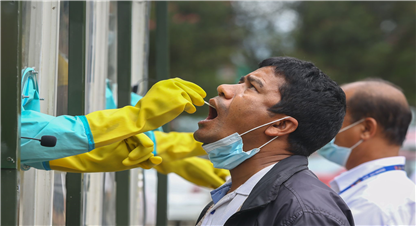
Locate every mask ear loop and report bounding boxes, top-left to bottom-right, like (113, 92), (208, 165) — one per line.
(258, 135), (279, 149)
(350, 139), (363, 150)
(240, 116), (292, 136)
(339, 118), (365, 133)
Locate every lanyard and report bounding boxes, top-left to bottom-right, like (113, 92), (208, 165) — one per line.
(339, 164), (405, 195)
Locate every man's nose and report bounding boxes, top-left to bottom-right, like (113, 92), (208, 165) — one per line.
(217, 84), (235, 99)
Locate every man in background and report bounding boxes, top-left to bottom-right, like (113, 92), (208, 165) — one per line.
(319, 78), (415, 225)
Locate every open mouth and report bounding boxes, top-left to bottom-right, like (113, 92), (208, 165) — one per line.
(206, 106), (218, 120)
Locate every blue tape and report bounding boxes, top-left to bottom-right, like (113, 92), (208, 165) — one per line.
(79, 115), (95, 151)
(42, 161), (52, 171)
(144, 131), (157, 155)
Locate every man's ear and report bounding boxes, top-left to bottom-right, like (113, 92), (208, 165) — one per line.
(265, 117), (298, 137)
(361, 117), (377, 140)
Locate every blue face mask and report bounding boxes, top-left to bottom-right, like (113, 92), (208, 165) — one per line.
(317, 119), (365, 166)
(202, 116), (292, 170)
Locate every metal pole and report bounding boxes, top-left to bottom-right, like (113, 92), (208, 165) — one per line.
(155, 2), (169, 226)
(66, 1), (86, 226)
(115, 1), (132, 226)
(1, 1), (22, 226)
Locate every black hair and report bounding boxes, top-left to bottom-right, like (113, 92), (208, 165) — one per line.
(259, 57), (346, 156)
(348, 78), (412, 146)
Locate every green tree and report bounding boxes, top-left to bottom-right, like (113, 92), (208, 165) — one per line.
(148, 2), (244, 117)
(291, 1), (415, 105)
(233, 1), (415, 105)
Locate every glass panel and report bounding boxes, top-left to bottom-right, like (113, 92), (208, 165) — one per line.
(53, 2), (69, 225)
(56, 1), (69, 116)
(107, 1), (118, 96)
(84, 1), (95, 114)
(102, 172), (116, 225)
(83, 2), (110, 224)
(82, 3), (93, 223)
(21, 1), (31, 68)
(52, 172), (66, 225)
(101, 2), (117, 225)
(143, 169), (158, 225)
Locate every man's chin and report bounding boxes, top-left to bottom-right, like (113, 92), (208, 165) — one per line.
(193, 129), (204, 143)
(194, 129), (222, 145)
(193, 128), (216, 144)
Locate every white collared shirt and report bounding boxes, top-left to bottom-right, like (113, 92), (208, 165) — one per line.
(201, 163), (276, 226)
(330, 156), (415, 226)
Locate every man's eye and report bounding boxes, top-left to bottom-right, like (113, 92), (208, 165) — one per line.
(249, 83), (258, 91)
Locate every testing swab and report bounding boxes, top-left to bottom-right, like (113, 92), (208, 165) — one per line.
(204, 100), (216, 109)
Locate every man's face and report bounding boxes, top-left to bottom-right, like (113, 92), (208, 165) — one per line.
(194, 66), (285, 144)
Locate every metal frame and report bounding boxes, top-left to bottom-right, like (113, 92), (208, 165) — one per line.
(115, 2), (132, 225)
(66, 1), (86, 226)
(1, 1), (22, 225)
(155, 2), (170, 226)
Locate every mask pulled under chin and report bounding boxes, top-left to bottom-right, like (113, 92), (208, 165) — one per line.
(202, 116), (291, 170)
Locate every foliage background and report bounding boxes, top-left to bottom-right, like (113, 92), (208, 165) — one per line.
(148, 1), (415, 118)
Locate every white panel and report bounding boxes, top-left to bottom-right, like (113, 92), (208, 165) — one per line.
(131, 1), (149, 95)
(27, 2), (42, 69)
(20, 169), (36, 225)
(34, 2), (60, 225)
(129, 168), (141, 225)
(38, 1), (60, 116)
(34, 169), (55, 225)
(83, 1), (109, 225)
(84, 173), (105, 225)
(19, 2), (60, 226)
(130, 2), (150, 225)
(143, 169), (158, 225)
(85, 1), (108, 114)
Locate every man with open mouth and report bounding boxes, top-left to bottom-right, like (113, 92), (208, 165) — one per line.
(194, 56), (354, 226)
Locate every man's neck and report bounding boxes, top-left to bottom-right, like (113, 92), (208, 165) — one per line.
(228, 153), (292, 193)
(346, 139), (401, 170)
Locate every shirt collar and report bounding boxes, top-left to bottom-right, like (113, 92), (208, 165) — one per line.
(235, 163), (276, 196)
(210, 163), (277, 204)
(210, 180), (232, 204)
(330, 156), (406, 192)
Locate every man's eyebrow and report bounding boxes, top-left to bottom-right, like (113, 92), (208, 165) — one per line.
(247, 75), (264, 88)
(239, 76), (245, 83)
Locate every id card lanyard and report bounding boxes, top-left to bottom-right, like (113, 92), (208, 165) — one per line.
(339, 164), (405, 195)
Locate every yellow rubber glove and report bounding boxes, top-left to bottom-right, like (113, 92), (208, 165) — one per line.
(85, 78), (206, 148)
(123, 131), (206, 165)
(122, 146), (162, 169)
(155, 131), (206, 160)
(154, 157), (229, 189)
(49, 133), (159, 172)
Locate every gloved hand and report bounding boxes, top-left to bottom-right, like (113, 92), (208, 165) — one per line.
(86, 78), (206, 148)
(46, 133), (158, 173)
(154, 157), (230, 189)
(155, 131), (207, 160)
(121, 147), (162, 169)
(123, 131), (206, 165)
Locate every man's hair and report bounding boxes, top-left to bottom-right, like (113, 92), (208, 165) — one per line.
(259, 57), (346, 156)
(348, 78), (412, 146)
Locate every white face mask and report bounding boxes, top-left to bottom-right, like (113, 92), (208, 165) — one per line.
(317, 119), (365, 166)
(202, 116), (292, 170)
